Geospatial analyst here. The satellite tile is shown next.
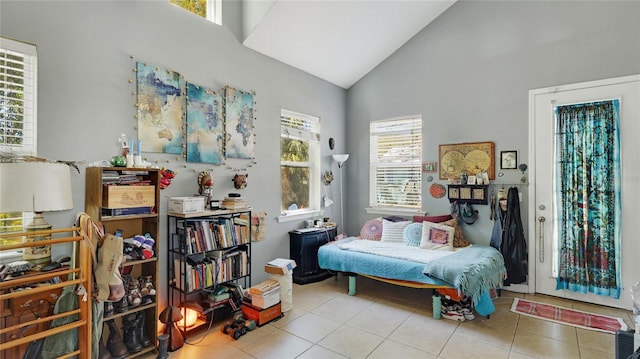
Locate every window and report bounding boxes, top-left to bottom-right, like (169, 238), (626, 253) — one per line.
(1, 37), (37, 240)
(1, 37), (37, 156)
(170, 0), (222, 25)
(369, 116), (422, 211)
(280, 109), (320, 217)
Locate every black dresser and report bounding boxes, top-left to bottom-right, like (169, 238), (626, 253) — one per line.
(289, 226), (338, 284)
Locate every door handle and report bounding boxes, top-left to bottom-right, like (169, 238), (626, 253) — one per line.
(538, 216), (546, 263)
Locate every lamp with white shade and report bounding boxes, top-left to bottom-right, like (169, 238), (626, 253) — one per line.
(331, 154), (349, 234)
(0, 161), (74, 265)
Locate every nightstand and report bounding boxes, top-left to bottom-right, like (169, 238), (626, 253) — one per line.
(289, 227), (337, 284)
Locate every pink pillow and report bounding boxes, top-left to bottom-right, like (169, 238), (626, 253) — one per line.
(360, 219), (383, 240)
(413, 214), (453, 223)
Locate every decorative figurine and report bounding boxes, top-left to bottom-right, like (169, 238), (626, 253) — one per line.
(232, 173), (248, 189)
(198, 171), (214, 206)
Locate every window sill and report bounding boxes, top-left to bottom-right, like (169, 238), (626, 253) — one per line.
(365, 207), (423, 216)
(276, 209), (323, 223)
(0, 250), (23, 265)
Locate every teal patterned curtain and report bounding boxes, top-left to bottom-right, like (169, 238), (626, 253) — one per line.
(554, 99), (621, 299)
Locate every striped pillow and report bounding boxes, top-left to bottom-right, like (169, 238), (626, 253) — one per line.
(381, 219), (411, 242)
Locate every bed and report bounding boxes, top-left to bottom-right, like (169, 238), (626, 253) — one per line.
(318, 237), (506, 317)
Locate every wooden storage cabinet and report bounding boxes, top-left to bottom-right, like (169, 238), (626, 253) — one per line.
(289, 227), (337, 284)
(85, 167), (160, 358)
(167, 209), (251, 336)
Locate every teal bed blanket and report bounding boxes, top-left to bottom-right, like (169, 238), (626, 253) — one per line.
(422, 244), (506, 308)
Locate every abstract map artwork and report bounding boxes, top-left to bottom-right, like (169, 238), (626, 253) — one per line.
(186, 83), (224, 164)
(136, 61), (183, 154)
(224, 86), (255, 159)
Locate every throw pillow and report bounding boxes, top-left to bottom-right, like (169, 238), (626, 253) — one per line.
(359, 218), (383, 240)
(440, 218), (471, 248)
(412, 214), (453, 223)
(381, 219), (411, 242)
(420, 221), (455, 251)
(403, 222), (423, 247)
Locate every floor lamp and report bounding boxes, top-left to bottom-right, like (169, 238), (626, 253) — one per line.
(332, 154), (349, 235)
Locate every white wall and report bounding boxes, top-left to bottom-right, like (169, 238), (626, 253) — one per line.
(345, 1), (640, 244)
(0, 1), (346, 305)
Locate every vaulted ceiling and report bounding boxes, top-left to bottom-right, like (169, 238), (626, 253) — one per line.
(241, 0), (457, 89)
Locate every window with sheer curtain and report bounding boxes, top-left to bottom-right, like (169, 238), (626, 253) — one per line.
(369, 116), (422, 210)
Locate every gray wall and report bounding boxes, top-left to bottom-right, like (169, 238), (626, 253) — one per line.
(0, 1), (346, 304)
(345, 1), (640, 244)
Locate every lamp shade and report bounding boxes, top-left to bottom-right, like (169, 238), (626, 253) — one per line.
(332, 154), (349, 167)
(0, 162), (73, 212)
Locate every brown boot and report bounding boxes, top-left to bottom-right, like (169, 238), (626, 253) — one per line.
(106, 320), (128, 359)
(99, 337), (112, 359)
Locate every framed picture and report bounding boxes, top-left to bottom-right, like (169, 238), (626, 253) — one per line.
(500, 151), (518, 169)
(439, 141), (495, 180)
(423, 161), (437, 173)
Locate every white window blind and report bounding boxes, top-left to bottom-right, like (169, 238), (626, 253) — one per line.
(370, 116), (422, 209)
(0, 37), (37, 156)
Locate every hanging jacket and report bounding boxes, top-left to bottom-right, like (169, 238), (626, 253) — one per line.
(500, 187), (528, 285)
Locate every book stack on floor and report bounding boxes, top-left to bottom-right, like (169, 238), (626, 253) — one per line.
(241, 279), (282, 326)
(248, 279), (280, 309)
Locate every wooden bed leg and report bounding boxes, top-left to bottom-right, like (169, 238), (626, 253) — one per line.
(348, 275), (356, 295)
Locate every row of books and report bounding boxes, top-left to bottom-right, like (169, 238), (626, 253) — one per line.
(173, 250), (249, 292)
(180, 215), (250, 253)
(101, 170), (151, 185)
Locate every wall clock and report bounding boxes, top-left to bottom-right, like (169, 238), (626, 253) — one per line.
(439, 141), (495, 180)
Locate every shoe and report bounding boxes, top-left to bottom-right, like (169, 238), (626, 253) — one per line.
(106, 320), (128, 359)
(441, 308), (465, 322)
(104, 301), (114, 316)
(135, 311), (152, 347)
(123, 314), (142, 353)
(461, 308), (475, 321)
(114, 295), (128, 313)
(99, 337), (112, 359)
(139, 275), (156, 296)
(126, 275), (142, 307)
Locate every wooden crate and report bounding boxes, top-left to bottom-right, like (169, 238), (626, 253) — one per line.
(102, 185), (155, 208)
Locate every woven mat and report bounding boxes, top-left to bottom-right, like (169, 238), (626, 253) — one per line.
(511, 298), (628, 334)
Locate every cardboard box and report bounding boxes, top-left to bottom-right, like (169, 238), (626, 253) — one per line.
(102, 185), (155, 209)
(168, 197), (205, 214)
(264, 258), (297, 275)
(251, 290), (280, 309)
(241, 301), (282, 326)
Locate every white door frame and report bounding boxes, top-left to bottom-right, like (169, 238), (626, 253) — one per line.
(527, 74), (640, 307)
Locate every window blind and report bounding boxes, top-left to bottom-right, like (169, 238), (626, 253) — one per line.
(370, 117), (422, 209)
(0, 37), (37, 155)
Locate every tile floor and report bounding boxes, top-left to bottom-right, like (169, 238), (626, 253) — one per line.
(159, 276), (634, 359)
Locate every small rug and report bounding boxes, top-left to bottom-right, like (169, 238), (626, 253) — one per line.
(511, 298), (628, 334)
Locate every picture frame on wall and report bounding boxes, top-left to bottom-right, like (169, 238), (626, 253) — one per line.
(423, 161), (437, 173)
(500, 150), (517, 169)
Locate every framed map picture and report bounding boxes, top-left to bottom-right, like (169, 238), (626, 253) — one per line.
(186, 83), (224, 164)
(225, 86), (255, 159)
(439, 141), (495, 180)
(136, 62), (184, 154)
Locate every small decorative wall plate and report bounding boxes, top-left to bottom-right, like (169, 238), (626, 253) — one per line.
(429, 183), (446, 198)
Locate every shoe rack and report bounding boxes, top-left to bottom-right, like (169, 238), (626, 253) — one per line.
(85, 167), (160, 358)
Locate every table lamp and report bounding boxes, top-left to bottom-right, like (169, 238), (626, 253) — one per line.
(0, 161), (74, 265)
